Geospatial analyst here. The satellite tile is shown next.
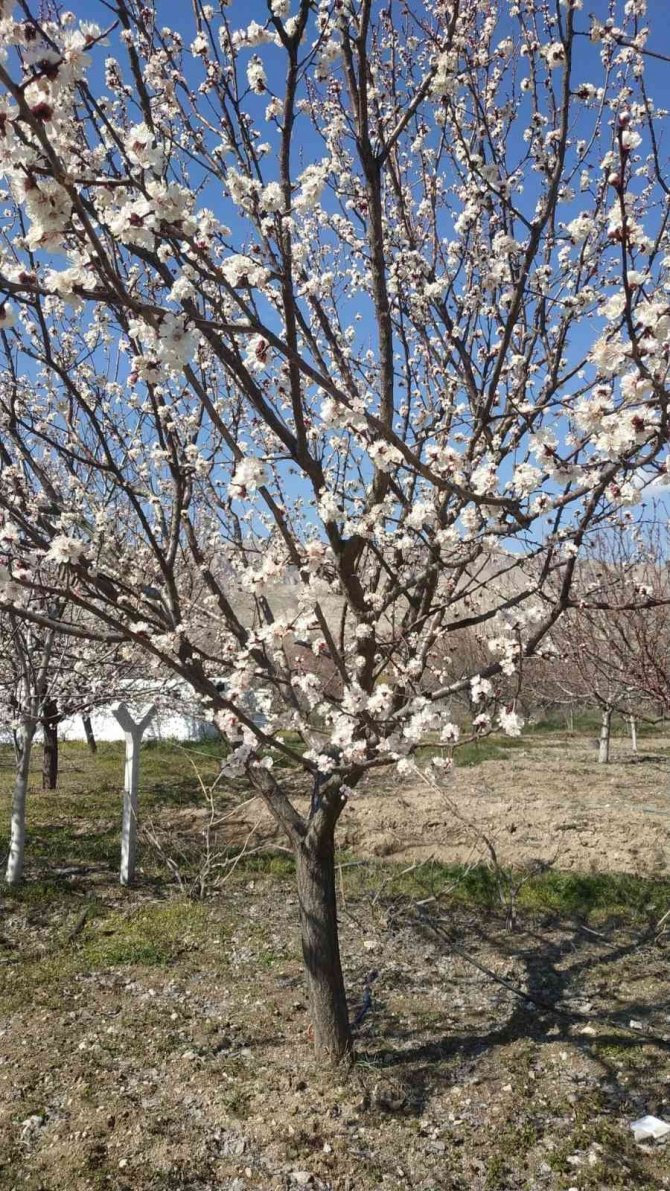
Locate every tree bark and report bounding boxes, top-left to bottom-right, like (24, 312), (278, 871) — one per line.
(598, 707), (612, 764)
(629, 715), (637, 753)
(6, 724), (35, 885)
(296, 827), (352, 1064)
(82, 714), (97, 754)
(41, 697), (59, 790)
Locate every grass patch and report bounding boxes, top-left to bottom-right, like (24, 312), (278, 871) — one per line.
(0, 897), (218, 1011)
(453, 737), (524, 767)
(28, 823), (120, 867)
(415, 733), (527, 769)
(527, 710), (668, 738)
(518, 869), (670, 920)
(77, 899), (211, 967)
(198, 850), (670, 927)
(336, 858), (670, 925)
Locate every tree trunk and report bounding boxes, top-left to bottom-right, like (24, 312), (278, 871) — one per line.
(296, 828), (352, 1064)
(42, 697), (59, 790)
(82, 714), (97, 754)
(6, 725), (35, 885)
(598, 707), (612, 764)
(629, 716), (637, 753)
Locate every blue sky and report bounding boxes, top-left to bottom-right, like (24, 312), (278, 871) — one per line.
(21, 0), (670, 536)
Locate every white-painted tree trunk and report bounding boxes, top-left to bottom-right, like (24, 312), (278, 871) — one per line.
(112, 702), (156, 886)
(6, 724), (35, 885)
(629, 716), (638, 753)
(598, 707), (612, 764)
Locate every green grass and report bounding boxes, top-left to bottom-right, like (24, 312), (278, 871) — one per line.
(517, 869), (670, 919)
(453, 736), (524, 766)
(78, 900), (212, 966)
(415, 732), (528, 768)
(28, 822), (120, 866)
(527, 710), (667, 738)
(0, 897), (220, 1011)
(338, 858), (670, 925)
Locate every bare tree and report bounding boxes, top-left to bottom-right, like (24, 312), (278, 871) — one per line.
(569, 522), (670, 746)
(0, 1), (668, 1060)
(526, 517), (670, 757)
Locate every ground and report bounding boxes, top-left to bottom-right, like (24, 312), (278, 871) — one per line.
(1, 723), (670, 1190)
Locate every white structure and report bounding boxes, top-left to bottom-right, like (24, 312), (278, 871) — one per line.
(0, 681), (267, 747)
(58, 680), (220, 744)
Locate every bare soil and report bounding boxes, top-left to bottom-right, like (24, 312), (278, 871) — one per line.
(181, 734), (670, 877)
(345, 736), (670, 875)
(2, 873), (670, 1191)
(1, 736), (670, 1190)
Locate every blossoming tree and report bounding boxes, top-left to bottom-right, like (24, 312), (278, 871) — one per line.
(0, 604), (57, 885)
(0, 0), (668, 1060)
(0, 567), (137, 883)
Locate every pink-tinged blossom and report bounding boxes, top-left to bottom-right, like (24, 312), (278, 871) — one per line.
(45, 535), (88, 566)
(247, 56), (267, 93)
(229, 457), (267, 500)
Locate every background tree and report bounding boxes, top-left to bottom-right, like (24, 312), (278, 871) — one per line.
(0, 561), (144, 882)
(524, 515), (670, 753)
(0, 0), (668, 1060)
(544, 605), (639, 762)
(0, 605), (55, 885)
(566, 520), (670, 747)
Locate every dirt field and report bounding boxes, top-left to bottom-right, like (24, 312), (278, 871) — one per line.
(346, 734), (670, 875)
(171, 731), (670, 877)
(1, 732), (670, 1190)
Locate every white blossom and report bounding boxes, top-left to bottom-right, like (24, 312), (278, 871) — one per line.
(45, 535), (88, 566)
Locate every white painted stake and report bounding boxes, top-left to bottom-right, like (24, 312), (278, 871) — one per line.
(112, 701), (156, 886)
(598, 707), (612, 764)
(629, 715), (638, 754)
(5, 725), (35, 886)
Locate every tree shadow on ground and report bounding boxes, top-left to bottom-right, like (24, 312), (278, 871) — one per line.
(359, 905), (670, 1128)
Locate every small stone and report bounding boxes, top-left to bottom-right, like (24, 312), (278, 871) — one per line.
(19, 1114), (45, 1142)
(631, 1115), (670, 1143)
(229, 1137), (246, 1156)
(291, 1173), (314, 1187)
